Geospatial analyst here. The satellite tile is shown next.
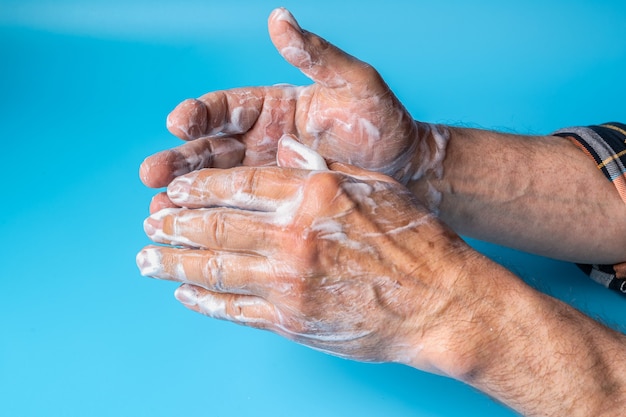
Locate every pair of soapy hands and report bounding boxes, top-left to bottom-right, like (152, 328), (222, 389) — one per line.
(137, 8), (473, 372)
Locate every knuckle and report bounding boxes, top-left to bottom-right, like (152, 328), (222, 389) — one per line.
(359, 62), (382, 83)
(224, 296), (244, 318)
(290, 233), (319, 270)
(304, 171), (342, 198)
(301, 171), (355, 214)
(205, 210), (227, 248)
(307, 32), (330, 52)
(232, 167), (260, 196)
(203, 255), (225, 291)
(223, 295), (273, 330)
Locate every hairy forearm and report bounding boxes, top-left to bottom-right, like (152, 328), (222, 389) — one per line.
(410, 124), (626, 264)
(480, 267), (626, 416)
(405, 255), (626, 416)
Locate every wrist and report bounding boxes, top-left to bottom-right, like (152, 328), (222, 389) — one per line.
(404, 253), (530, 377)
(405, 121), (451, 214)
(391, 246), (518, 378)
(399, 251), (626, 416)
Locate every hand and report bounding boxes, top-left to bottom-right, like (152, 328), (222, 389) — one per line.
(140, 8), (446, 191)
(137, 137), (482, 375)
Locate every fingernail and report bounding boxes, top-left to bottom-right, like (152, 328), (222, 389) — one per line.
(272, 7), (302, 31)
(136, 247), (162, 277)
(143, 216), (158, 239)
(175, 284), (198, 306)
(144, 207), (179, 240)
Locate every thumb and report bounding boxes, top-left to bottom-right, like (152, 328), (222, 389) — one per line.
(328, 161), (399, 184)
(276, 134), (328, 170)
(268, 8), (384, 92)
(277, 133), (397, 183)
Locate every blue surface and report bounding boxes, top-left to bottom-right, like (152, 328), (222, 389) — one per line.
(1, 1), (625, 416)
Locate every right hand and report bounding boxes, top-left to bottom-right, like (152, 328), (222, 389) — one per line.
(138, 137), (483, 376)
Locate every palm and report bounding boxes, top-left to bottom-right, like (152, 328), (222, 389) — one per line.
(297, 83), (416, 177)
(141, 8), (419, 188)
(233, 81), (416, 176)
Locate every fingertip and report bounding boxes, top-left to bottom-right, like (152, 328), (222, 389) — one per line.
(139, 157), (163, 188)
(268, 7), (310, 70)
(277, 132), (298, 149)
(269, 7), (301, 32)
(139, 152), (176, 188)
(166, 172), (196, 206)
(139, 157), (153, 186)
(175, 284), (199, 307)
(136, 245), (163, 277)
(150, 192), (178, 214)
(270, 8), (378, 91)
(276, 133), (297, 167)
(167, 98), (208, 140)
(277, 134), (328, 170)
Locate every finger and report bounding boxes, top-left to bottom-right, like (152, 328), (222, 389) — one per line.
(328, 161), (397, 184)
(174, 283), (278, 330)
(137, 245), (282, 296)
(167, 166), (303, 210)
(167, 88), (264, 140)
(614, 262), (626, 278)
(150, 192), (178, 214)
(268, 8), (385, 93)
(277, 134), (328, 170)
(143, 207), (281, 253)
(139, 137), (245, 188)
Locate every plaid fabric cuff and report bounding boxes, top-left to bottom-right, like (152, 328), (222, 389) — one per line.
(554, 123), (626, 203)
(553, 122), (626, 294)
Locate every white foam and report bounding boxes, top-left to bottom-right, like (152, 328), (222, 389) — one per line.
(146, 208), (201, 248)
(167, 171), (196, 202)
(310, 218), (365, 251)
(357, 117), (381, 148)
(270, 7), (302, 31)
(193, 289), (271, 325)
(136, 247), (162, 277)
(175, 262), (187, 281)
(280, 46), (312, 68)
(174, 285), (198, 306)
(342, 181), (376, 208)
(273, 187), (304, 226)
(410, 123), (450, 181)
(278, 135), (328, 170)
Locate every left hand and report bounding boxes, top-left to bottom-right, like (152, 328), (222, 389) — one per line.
(137, 137), (480, 373)
(139, 8), (440, 193)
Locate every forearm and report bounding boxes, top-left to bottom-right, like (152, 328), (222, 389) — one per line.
(405, 255), (626, 416)
(410, 124), (626, 264)
(478, 265), (626, 416)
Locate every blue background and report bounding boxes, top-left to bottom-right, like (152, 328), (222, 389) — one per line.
(1, 1), (625, 416)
